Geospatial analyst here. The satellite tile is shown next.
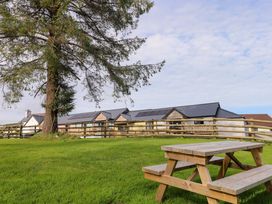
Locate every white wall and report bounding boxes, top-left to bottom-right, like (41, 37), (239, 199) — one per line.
(22, 117), (39, 134)
(216, 120), (246, 137)
(156, 121), (166, 130)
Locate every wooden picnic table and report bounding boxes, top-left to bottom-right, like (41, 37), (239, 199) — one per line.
(143, 141), (272, 204)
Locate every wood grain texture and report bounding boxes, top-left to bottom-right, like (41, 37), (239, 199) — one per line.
(251, 148), (272, 192)
(161, 141), (264, 156)
(144, 173), (238, 204)
(208, 165), (272, 195)
(226, 153), (246, 170)
(187, 168), (198, 181)
(155, 159), (177, 202)
(165, 152), (210, 165)
(197, 165), (219, 204)
(143, 156), (223, 175)
(217, 154), (231, 179)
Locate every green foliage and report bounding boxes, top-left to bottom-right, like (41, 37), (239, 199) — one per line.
(0, 138), (271, 204)
(0, 0), (164, 112)
(41, 81), (75, 116)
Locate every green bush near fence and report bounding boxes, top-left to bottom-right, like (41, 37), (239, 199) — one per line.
(0, 138), (271, 204)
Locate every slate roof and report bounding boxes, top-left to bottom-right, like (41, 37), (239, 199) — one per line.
(58, 108), (128, 124)
(117, 102), (242, 121)
(20, 103), (242, 125)
(216, 108), (241, 118)
(121, 107), (173, 121)
(59, 112), (99, 124)
(175, 102), (220, 118)
(32, 114), (45, 124)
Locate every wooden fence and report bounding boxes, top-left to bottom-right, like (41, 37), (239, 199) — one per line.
(0, 124), (40, 138)
(1, 118), (272, 141)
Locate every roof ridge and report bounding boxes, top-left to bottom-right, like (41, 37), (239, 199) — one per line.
(176, 102), (220, 108)
(129, 102), (220, 113)
(67, 108), (128, 116)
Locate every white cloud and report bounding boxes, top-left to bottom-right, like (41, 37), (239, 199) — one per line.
(131, 0), (272, 108)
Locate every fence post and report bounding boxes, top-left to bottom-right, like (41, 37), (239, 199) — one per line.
(248, 121), (254, 137)
(105, 122), (108, 138)
(213, 118), (217, 136)
(126, 122), (129, 137)
(19, 125), (23, 138)
(8, 127), (10, 139)
(83, 123), (87, 138)
(103, 122), (106, 138)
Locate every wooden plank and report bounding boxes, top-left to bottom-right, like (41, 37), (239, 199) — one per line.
(162, 142), (238, 154)
(172, 142), (264, 156)
(144, 173), (238, 204)
(251, 148), (263, 166)
(144, 160), (195, 176)
(251, 148), (272, 192)
(165, 152), (210, 165)
(217, 154), (231, 179)
(226, 153), (246, 170)
(197, 165), (219, 204)
(143, 156), (223, 175)
(208, 165), (272, 195)
(162, 141), (264, 156)
(187, 168), (198, 181)
(155, 159), (177, 202)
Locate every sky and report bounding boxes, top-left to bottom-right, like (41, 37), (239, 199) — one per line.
(0, 0), (272, 124)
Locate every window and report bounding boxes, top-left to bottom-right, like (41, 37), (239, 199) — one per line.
(146, 121), (154, 130)
(108, 122), (114, 129)
(96, 122), (105, 127)
(117, 124), (127, 132)
(194, 121), (204, 125)
(169, 121), (181, 130)
(86, 123), (93, 127)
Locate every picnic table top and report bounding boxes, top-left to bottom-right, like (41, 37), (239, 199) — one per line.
(161, 141), (264, 156)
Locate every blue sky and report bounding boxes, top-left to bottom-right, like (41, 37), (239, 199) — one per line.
(0, 0), (272, 123)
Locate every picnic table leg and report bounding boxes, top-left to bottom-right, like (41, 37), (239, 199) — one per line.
(187, 168), (198, 181)
(197, 165), (219, 204)
(217, 154), (231, 179)
(251, 148), (272, 192)
(155, 159), (177, 202)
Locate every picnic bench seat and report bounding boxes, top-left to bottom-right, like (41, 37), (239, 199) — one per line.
(143, 156), (223, 176)
(208, 164), (272, 195)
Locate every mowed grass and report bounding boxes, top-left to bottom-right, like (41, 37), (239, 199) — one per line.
(0, 138), (271, 204)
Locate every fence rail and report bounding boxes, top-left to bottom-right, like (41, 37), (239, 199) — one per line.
(1, 118), (272, 141)
(0, 125), (41, 138)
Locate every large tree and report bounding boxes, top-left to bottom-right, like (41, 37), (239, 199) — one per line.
(0, 0), (164, 133)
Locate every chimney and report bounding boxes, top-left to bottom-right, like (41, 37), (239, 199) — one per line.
(25, 109), (32, 118)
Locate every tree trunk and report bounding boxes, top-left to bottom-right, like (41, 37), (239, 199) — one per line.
(42, 67), (58, 134)
(42, 7), (60, 134)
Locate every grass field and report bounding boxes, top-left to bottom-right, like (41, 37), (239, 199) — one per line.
(0, 138), (271, 204)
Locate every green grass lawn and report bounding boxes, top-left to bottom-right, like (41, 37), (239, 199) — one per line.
(0, 138), (271, 204)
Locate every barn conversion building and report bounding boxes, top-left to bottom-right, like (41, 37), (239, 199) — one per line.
(20, 102), (244, 136)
